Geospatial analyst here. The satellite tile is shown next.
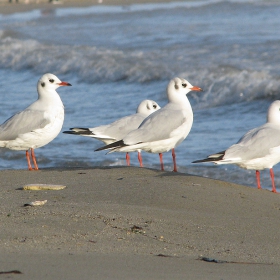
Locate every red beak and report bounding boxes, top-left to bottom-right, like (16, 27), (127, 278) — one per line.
(191, 86), (203, 92)
(58, 81), (72, 86)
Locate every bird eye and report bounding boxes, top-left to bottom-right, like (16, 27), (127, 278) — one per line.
(182, 83), (187, 88)
(153, 104), (157, 109)
(49, 79), (54, 83)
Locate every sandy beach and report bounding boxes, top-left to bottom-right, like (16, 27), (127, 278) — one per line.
(0, 166), (279, 279)
(0, 0), (176, 15)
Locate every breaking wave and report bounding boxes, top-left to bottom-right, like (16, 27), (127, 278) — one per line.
(0, 35), (279, 108)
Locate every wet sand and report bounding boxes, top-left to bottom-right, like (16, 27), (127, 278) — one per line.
(0, 0), (178, 15)
(0, 166), (280, 279)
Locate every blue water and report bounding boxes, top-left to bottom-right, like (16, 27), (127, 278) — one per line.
(0, 0), (280, 190)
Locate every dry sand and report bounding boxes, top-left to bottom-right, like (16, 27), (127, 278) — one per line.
(0, 166), (280, 279)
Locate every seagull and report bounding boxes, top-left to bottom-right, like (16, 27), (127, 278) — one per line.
(95, 77), (202, 172)
(63, 99), (160, 166)
(0, 73), (71, 170)
(192, 100), (280, 193)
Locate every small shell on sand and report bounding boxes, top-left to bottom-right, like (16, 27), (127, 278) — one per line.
(22, 184), (66, 190)
(24, 200), (47, 207)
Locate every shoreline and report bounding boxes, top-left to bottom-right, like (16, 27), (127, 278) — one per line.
(0, 0), (179, 15)
(0, 166), (279, 279)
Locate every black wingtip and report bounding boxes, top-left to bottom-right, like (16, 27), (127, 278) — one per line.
(192, 158), (214, 163)
(192, 159), (203, 163)
(192, 151), (226, 163)
(70, 127), (90, 131)
(63, 128), (94, 136)
(63, 130), (76, 135)
(95, 140), (125, 152)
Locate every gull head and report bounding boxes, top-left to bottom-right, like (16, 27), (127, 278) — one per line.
(37, 73), (72, 93)
(267, 100), (280, 124)
(137, 99), (161, 116)
(167, 77), (202, 103)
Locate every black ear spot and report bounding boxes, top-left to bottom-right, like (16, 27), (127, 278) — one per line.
(146, 104), (150, 110)
(175, 84), (179, 90)
(41, 82), (45, 87)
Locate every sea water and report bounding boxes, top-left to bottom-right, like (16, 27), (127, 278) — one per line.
(0, 0), (280, 190)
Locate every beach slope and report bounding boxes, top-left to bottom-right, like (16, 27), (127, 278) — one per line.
(0, 167), (279, 279)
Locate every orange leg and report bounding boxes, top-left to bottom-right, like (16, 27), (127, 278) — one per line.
(256, 170), (261, 189)
(159, 153), (164, 171)
(31, 148), (39, 170)
(126, 152), (130, 166)
(172, 148), (177, 172)
(270, 168), (277, 193)
(25, 150), (33, 171)
(138, 151), (143, 167)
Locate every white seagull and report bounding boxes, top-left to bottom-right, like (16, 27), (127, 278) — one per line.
(96, 77), (202, 171)
(63, 99), (161, 166)
(0, 73), (71, 170)
(193, 100), (280, 193)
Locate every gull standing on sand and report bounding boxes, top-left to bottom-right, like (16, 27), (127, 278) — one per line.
(96, 77), (202, 171)
(0, 73), (71, 170)
(193, 100), (280, 193)
(63, 99), (161, 166)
